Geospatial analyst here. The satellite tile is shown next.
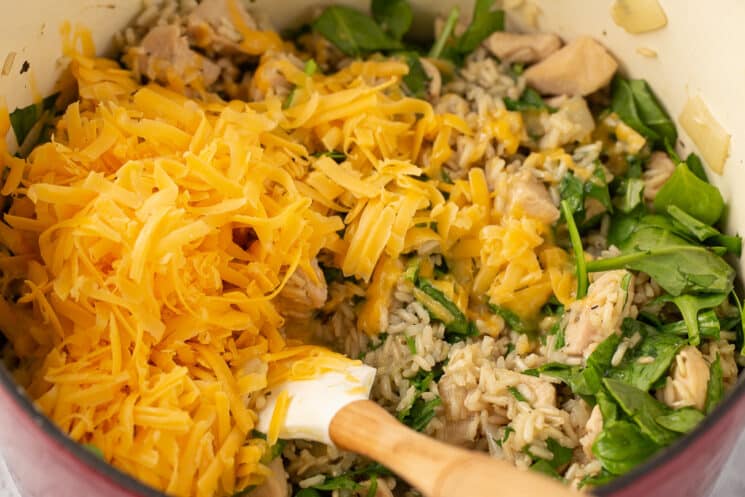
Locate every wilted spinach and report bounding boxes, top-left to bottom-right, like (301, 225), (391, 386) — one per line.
(312, 5), (404, 57)
(611, 76), (676, 147)
(503, 88), (556, 113)
(654, 163), (724, 226)
(413, 278), (478, 341)
(586, 226), (735, 298)
(659, 310), (721, 340)
(9, 92), (59, 155)
(592, 420), (660, 475)
(607, 331), (686, 391)
(561, 199), (588, 299)
(401, 52), (430, 98)
(371, 0), (413, 40)
(431, 0), (504, 63)
(655, 408), (704, 433)
(603, 378), (677, 445)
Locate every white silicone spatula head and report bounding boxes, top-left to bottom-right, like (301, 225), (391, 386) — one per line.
(256, 364), (376, 445)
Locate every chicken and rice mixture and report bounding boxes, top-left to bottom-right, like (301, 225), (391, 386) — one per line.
(0, 1), (742, 497)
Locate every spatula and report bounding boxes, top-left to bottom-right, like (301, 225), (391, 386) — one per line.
(257, 364), (590, 497)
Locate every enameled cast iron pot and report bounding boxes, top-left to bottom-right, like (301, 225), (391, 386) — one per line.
(0, 1), (744, 496)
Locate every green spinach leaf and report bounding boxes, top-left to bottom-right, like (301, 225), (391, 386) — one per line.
(611, 77), (676, 146)
(526, 362), (602, 397)
(657, 293), (728, 346)
(397, 396), (442, 432)
(708, 234), (742, 257)
(313, 6), (403, 57)
(504, 88), (556, 113)
(659, 310), (721, 340)
(454, 0), (505, 54)
(561, 199), (588, 299)
(508, 386), (527, 402)
(608, 332), (686, 391)
(615, 177), (645, 214)
(654, 163), (724, 226)
(401, 52), (430, 98)
(655, 408), (704, 433)
(413, 278), (478, 341)
(429, 7), (460, 58)
(529, 459), (562, 480)
(666, 205), (720, 241)
(371, 0), (413, 40)
(685, 153), (708, 182)
(488, 303), (528, 333)
(603, 378), (677, 445)
(592, 420), (660, 475)
(586, 226), (735, 298)
(9, 92), (59, 155)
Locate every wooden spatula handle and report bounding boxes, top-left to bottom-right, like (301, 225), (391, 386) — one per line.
(330, 399), (588, 497)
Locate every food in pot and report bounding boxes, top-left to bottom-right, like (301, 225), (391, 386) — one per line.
(0, 0), (741, 496)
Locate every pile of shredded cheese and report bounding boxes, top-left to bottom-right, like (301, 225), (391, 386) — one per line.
(0, 25), (576, 497)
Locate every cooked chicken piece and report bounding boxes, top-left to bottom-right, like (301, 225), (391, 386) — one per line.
(135, 25), (220, 87)
(438, 373), (469, 420)
(485, 32), (562, 64)
(579, 405), (603, 458)
(507, 169), (560, 224)
(661, 346), (711, 411)
(440, 418), (479, 447)
(187, 0), (257, 53)
(642, 151), (676, 201)
(524, 36), (618, 96)
(419, 57), (442, 100)
(276, 259), (328, 320)
(539, 96), (596, 150)
(563, 270), (635, 360)
(251, 458), (289, 497)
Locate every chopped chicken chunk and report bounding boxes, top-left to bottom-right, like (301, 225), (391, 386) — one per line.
(135, 25), (220, 87)
(661, 346), (711, 411)
(438, 373), (470, 421)
(579, 405), (603, 458)
(562, 270), (635, 361)
(643, 151), (676, 201)
(507, 170), (560, 224)
(440, 418), (480, 447)
(485, 32), (562, 64)
(187, 0), (254, 52)
(539, 96), (596, 150)
(251, 458), (289, 497)
(525, 36), (618, 96)
(187, 0), (281, 56)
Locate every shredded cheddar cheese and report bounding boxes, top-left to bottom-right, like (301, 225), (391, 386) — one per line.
(0, 17), (577, 497)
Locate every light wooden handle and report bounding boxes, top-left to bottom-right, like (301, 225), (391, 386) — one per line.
(330, 400), (588, 497)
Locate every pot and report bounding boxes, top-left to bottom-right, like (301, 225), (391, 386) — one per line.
(0, 1), (743, 496)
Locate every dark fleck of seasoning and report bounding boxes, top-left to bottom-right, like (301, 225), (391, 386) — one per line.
(20, 61), (30, 74)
